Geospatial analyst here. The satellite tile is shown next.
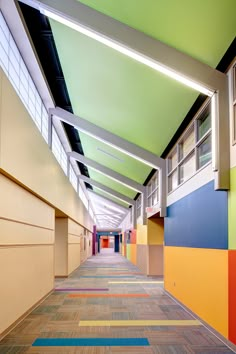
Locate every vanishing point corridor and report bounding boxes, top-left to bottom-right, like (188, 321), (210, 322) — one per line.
(0, 250), (234, 354)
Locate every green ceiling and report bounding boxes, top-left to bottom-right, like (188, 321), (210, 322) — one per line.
(78, 0), (236, 68)
(50, 0), (236, 203)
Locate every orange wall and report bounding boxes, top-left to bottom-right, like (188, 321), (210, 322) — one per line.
(164, 246), (228, 337)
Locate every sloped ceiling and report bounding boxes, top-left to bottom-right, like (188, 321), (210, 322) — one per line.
(49, 0), (235, 214)
(19, 0), (236, 226)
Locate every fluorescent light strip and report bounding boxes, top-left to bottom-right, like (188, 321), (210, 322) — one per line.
(41, 9), (214, 97)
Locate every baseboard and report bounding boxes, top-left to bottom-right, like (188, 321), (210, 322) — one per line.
(0, 289), (53, 341)
(55, 275), (68, 278)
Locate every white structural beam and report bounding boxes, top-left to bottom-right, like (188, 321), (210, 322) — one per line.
(79, 175), (135, 206)
(68, 151), (145, 193)
(88, 189), (130, 211)
(51, 107), (164, 170)
(19, 0), (225, 94)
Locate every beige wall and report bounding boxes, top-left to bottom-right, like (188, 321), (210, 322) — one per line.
(0, 68), (93, 232)
(68, 219), (82, 275)
(0, 174), (54, 335)
(0, 68), (94, 336)
(55, 218), (68, 276)
(55, 218), (91, 277)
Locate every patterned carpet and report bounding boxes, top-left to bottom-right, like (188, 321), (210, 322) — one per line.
(0, 249), (235, 354)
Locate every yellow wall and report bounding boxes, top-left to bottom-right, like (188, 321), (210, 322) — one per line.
(136, 224), (147, 244)
(130, 244), (137, 265)
(147, 218), (164, 245)
(126, 244), (131, 261)
(164, 246), (228, 337)
(0, 69), (93, 232)
(0, 174), (54, 334)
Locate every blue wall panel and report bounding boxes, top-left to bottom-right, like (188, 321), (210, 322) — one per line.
(165, 181), (228, 249)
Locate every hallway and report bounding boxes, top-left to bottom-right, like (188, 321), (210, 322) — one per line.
(0, 251), (234, 354)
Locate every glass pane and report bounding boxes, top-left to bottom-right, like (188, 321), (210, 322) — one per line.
(19, 82), (28, 105)
(234, 105), (236, 143)
(198, 135), (212, 169)
(0, 25), (9, 53)
(0, 42), (8, 72)
(153, 175), (158, 188)
(233, 65), (236, 101)
(180, 153), (195, 184)
(168, 148), (177, 172)
(10, 36), (20, 62)
(197, 106), (211, 140)
(0, 13), (9, 38)
(9, 62), (19, 91)
(153, 188), (158, 205)
(20, 69), (28, 91)
(168, 169), (178, 193)
(179, 127), (194, 160)
(20, 58), (28, 79)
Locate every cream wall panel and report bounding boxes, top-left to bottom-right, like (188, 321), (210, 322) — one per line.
(0, 245), (54, 334)
(0, 70), (2, 166)
(0, 174), (54, 230)
(68, 219), (83, 236)
(0, 70), (92, 231)
(0, 219), (54, 245)
(68, 244), (80, 275)
(55, 218), (68, 276)
(68, 234), (80, 244)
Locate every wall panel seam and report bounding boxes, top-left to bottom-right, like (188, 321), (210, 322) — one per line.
(0, 216), (54, 231)
(0, 244), (54, 248)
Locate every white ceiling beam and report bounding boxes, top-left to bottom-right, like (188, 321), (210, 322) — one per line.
(51, 107), (164, 170)
(19, 0), (225, 95)
(68, 151), (145, 193)
(79, 175), (135, 206)
(88, 189), (130, 211)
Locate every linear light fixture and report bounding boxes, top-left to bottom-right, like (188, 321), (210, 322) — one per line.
(40, 8), (214, 97)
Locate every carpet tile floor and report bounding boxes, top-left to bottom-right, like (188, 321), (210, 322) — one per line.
(0, 249), (235, 354)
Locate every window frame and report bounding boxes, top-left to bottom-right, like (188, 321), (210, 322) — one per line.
(146, 171), (159, 207)
(167, 99), (212, 194)
(136, 194), (142, 218)
(232, 63), (236, 145)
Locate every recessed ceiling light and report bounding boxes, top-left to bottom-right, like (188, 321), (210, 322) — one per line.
(97, 147), (124, 162)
